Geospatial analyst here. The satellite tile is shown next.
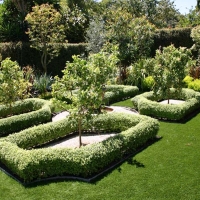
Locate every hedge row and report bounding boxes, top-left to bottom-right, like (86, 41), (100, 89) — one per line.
(0, 98), (53, 136)
(104, 85), (139, 105)
(152, 27), (193, 56)
(0, 113), (159, 183)
(131, 88), (200, 120)
(0, 42), (87, 76)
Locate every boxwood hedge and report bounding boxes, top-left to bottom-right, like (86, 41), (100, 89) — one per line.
(104, 85), (139, 105)
(0, 98), (53, 136)
(131, 88), (200, 120)
(0, 113), (159, 183)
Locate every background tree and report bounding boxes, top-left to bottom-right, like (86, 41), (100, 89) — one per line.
(0, 58), (30, 114)
(178, 7), (200, 27)
(52, 46), (118, 147)
(152, 45), (194, 103)
(25, 4), (65, 73)
(60, 2), (87, 43)
(106, 13), (156, 83)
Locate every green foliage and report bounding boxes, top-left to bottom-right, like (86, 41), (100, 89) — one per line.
(52, 46), (119, 147)
(60, 4), (87, 43)
(188, 79), (200, 92)
(131, 88), (200, 120)
(104, 85), (139, 105)
(0, 98), (52, 136)
(0, 42), (87, 76)
(33, 73), (54, 96)
(152, 44), (194, 102)
(142, 76), (155, 91)
(0, 113), (159, 183)
(0, 58), (30, 113)
(25, 4), (65, 73)
(153, 28), (193, 56)
(105, 14), (155, 83)
(127, 58), (155, 89)
(178, 8), (200, 28)
(183, 75), (194, 87)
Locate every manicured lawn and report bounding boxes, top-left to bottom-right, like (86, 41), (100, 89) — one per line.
(1, 99), (200, 199)
(111, 98), (133, 107)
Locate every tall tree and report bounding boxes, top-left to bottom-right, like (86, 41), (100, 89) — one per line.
(152, 45), (194, 103)
(25, 4), (65, 73)
(52, 46), (118, 147)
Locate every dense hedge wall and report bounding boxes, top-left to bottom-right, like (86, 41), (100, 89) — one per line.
(0, 113), (159, 183)
(131, 88), (200, 121)
(104, 85), (139, 105)
(0, 98), (53, 136)
(152, 27), (194, 56)
(0, 42), (87, 76)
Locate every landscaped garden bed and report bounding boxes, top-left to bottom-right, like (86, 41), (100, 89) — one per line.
(0, 112), (159, 184)
(131, 88), (200, 121)
(0, 98), (53, 136)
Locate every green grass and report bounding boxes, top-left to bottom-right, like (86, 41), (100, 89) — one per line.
(111, 98), (133, 107)
(1, 98), (200, 199)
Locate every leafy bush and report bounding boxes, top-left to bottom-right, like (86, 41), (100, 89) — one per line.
(183, 76), (194, 87)
(0, 113), (159, 183)
(188, 79), (200, 92)
(142, 76), (155, 91)
(131, 88), (200, 120)
(0, 98), (53, 136)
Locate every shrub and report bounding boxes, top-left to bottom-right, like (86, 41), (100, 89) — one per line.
(142, 76), (155, 91)
(0, 113), (159, 183)
(183, 76), (194, 87)
(0, 98), (53, 136)
(131, 88), (200, 120)
(104, 85), (139, 105)
(188, 79), (200, 92)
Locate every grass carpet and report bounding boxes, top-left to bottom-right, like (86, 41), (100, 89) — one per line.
(1, 99), (200, 200)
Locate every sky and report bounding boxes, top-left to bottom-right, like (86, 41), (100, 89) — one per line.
(173, 0), (197, 14)
(95, 0), (197, 14)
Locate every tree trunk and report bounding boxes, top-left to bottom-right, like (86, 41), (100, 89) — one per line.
(78, 117), (82, 148)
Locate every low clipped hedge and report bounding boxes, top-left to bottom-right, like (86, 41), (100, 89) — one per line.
(131, 88), (200, 120)
(0, 113), (159, 183)
(0, 98), (53, 136)
(104, 85), (139, 105)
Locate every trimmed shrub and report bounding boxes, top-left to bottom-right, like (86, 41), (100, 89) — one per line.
(0, 98), (53, 136)
(152, 28), (193, 56)
(104, 85), (139, 105)
(131, 88), (200, 120)
(0, 113), (159, 183)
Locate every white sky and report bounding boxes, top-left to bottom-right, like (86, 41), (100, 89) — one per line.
(173, 0), (197, 14)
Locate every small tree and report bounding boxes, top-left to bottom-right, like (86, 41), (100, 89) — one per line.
(52, 46), (118, 147)
(25, 4), (65, 73)
(152, 45), (194, 103)
(0, 58), (30, 114)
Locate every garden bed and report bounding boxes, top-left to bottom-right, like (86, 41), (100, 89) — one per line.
(131, 88), (200, 121)
(0, 112), (159, 184)
(0, 98), (53, 136)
